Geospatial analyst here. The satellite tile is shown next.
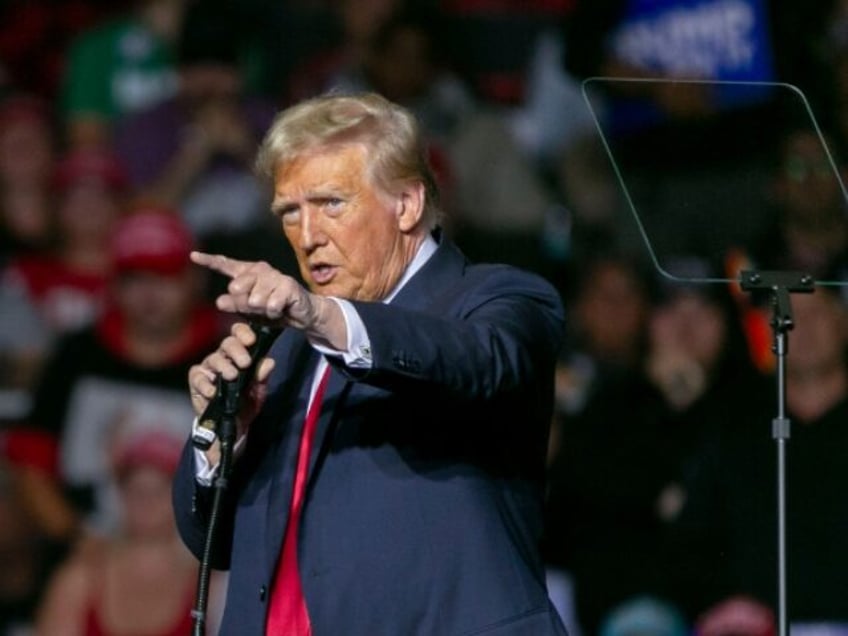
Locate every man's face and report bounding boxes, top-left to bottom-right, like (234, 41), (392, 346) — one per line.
(777, 131), (842, 223)
(114, 270), (195, 338)
(273, 143), (420, 301)
(180, 64), (241, 105)
(59, 182), (121, 245)
(788, 292), (847, 375)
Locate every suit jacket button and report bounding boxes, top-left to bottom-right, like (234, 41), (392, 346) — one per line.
(259, 585), (267, 602)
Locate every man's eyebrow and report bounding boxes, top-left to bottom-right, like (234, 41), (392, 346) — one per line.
(271, 186), (350, 212)
(270, 199), (297, 215)
(306, 186), (346, 198)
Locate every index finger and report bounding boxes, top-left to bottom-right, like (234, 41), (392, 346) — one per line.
(191, 251), (255, 279)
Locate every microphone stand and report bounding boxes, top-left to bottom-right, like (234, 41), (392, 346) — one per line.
(188, 322), (280, 634)
(739, 270), (814, 636)
(191, 375), (241, 636)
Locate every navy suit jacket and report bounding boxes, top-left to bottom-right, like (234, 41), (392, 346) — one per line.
(173, 238), (568, 635)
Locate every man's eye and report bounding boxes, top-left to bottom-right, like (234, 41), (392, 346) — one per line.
(280, 208), (300, 225)
(321, 197), (345, 216)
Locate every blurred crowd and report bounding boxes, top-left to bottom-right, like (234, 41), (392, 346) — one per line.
(2, 0), (848, 635)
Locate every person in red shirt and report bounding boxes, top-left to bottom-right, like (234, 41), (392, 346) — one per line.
(0, 147), (128, 394)
(35, 429), (217, 636)
(3, 148), (128, 336)
(27, 210), (224, 534)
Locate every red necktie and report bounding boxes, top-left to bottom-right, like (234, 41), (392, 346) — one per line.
(266, 365), (331, 636)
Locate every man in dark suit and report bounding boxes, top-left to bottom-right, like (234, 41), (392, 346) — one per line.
(172, 92), (568, 635)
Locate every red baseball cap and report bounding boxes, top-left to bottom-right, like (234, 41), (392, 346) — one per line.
(110, 210), (194, 275)
(53, 148), (128, 193)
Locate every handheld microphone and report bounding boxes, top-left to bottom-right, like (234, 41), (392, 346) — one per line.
(192, 322), (282, 450)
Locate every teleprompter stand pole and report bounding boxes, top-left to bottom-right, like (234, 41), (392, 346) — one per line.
(191, 376), (241, 636)
(739, 270), (814, 636)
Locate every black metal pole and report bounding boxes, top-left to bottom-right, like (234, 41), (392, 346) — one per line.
(191, 378), (240, 636)
(773, 321), (790, 636)
(740, 270), (814, 636)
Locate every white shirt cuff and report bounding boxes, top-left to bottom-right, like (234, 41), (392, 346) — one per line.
(191, 417), (247, 486)
(309, 297), (373, 369)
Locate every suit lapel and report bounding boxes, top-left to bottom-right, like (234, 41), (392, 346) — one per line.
(304, 367), (351, 491)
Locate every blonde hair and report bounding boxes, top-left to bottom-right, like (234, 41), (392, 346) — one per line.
(255, 92), (441, 228)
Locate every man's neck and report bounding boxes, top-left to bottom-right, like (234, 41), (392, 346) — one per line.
(383, 232), (437, 304)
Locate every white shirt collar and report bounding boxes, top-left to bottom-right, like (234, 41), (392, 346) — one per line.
(383, 234), (438, 304)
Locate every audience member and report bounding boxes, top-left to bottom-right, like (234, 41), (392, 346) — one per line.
(324, 6), (475, 146)
(3, 148), (128, 331)
(547, 251), (653, 472)
(600, 596), (689, 636)
(438, 0), (573, 106)
(35, 429), (210, 636)
(543, 251), (653, 632)
(666, 287), (848, 631)
(26, 211), (222, 534)
(551, 252), (653, 421)
(285, 0), (401, 105)
(2, 148), (124, 318)
(112, 0), (276, 244)
(0, 95), (56, 264)
(724, 126), (848, 373)
(644, 266), (758, 415)
(0, 95), (59, 400)
(746, 127), (848, 279)
(544, 257), (764, 634)
(791, 0), (848, 150)
(0, 0), (123, 100)
(439, 0), (586, 163)
(424, 0), (589, 273)
(227, 0), (338, 103)
(0, 427), (69, 635)
(60, 0), (187, 149)
(0, 148), (128, 397)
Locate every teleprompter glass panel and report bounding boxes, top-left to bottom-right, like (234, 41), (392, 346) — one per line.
(581, 78), (848, 287)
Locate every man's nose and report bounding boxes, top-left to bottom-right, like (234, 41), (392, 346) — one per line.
(300, 207), (326, 251)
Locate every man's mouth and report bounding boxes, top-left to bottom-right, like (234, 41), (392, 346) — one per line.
(310, 264), (336, 285)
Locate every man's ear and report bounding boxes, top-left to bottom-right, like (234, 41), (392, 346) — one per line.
(395, 181), (426, 233)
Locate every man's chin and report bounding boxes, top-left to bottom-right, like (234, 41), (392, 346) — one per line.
(309, 282), (374, 302)
(307, 281), (345, 298)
